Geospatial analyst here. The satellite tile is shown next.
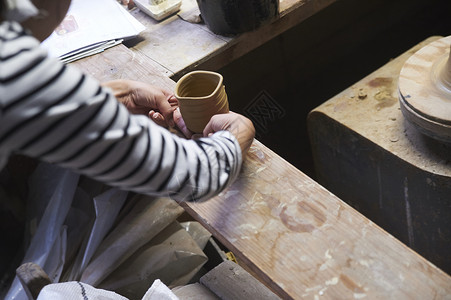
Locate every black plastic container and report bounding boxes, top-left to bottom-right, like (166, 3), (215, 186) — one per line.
(196, 0), (279, 36)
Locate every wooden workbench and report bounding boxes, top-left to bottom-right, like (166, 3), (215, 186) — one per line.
(72, 3), (451, 299)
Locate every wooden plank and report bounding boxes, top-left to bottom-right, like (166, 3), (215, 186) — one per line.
(181, 139), (451, 299)
(200, 260), (280, 299)
(126, 0), (337, 79)
(72, 44), (175, 91)
(128, 7), (230, 75)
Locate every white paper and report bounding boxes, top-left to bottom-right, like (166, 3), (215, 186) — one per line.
(41, 0), (145, 58)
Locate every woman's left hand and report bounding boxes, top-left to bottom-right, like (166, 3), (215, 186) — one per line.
(102, 79), (178, 128)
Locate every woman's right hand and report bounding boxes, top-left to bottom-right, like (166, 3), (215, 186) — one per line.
(203, 112), (255, 155)
(174, 109), (255, 157)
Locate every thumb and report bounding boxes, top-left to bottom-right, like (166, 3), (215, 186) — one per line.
(202, 117), (216, 137)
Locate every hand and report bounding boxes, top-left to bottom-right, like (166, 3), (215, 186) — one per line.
(203, 112), (255, 155)
(173, 110), (255, 156)
(102, 79), (177, 128)
(204, 112), (256, 156)
(173, 108), (194, 138)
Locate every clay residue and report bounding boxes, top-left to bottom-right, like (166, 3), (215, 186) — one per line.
(297, 200), (327, 226)
(366, 77), (398, 110)
(249, 147), (266, 163)
(374, 89), (397, 109)
(280, 206), (316, 232)
(368, 77), (393, 88)
(340, 274), (365, 294)
(279, 201), (327, 233)
(334, 101), (349, 112)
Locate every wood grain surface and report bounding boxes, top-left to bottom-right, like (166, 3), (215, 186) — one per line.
(181, 139), (451, 299)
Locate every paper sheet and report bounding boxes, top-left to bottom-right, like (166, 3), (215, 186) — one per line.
(41, 0), (145, 59)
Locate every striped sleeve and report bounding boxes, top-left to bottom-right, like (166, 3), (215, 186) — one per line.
(0, 21), (242, 202)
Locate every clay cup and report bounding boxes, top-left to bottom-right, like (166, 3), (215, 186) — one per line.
(175, 71), (229, 133)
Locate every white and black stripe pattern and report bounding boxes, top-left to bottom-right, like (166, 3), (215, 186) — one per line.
(0, 21), (242, 202)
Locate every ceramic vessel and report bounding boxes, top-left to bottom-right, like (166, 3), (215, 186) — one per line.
(175, 71), (229, 133)
(196, 0), (279, 35)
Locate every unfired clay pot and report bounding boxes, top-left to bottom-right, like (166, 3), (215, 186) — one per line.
(175, 71), (229, 133)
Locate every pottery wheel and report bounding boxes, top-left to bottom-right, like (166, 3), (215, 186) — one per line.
(398, 35), (451, 144)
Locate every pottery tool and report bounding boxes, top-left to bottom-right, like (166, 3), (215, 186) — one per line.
(133, 0), (181, 21)
(398, 35), (451, 144)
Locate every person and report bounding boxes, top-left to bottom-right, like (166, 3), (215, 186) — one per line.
(0, 0), (255, 203)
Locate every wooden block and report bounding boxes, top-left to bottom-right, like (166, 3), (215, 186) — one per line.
(308, 36), (451, 273)
(200, 261), (280, 300)
(16, 262), (52, 300)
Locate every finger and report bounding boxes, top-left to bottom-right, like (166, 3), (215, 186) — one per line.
(159, 95), (177, 127)
(202, 115), (218, 137)
(168, 95), (179, 107)
(173, 108), (193, 138)
(149, 111), (168, 128)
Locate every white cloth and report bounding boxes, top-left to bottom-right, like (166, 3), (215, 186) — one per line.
(36, 280), (179, 300)
(142, 279), (179, 300)
(37, 281), (129, 300)
(3, 0), (38, 22)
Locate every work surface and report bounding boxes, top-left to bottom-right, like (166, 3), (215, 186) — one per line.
(126, 0), (338, 79)
(308, 36), (451, 273)
(310, 36), (450, 177)
(73, 4), (451, 299)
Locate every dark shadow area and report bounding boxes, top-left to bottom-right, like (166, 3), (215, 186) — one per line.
(219, 0), (451, 179)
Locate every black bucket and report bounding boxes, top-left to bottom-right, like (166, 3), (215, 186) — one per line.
(196, 0), (279, 35)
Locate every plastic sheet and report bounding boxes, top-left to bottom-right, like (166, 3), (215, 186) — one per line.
(63, 188), (128, 281)
(180, 221), (211, 250)
(4, 163), (214, 299)
(98, 221), (208, 299)
(81, 195), (185, 286)
(5, 163), (79, 300)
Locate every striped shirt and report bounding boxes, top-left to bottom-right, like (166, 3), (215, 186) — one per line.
(0, 21), (242, 202)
